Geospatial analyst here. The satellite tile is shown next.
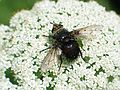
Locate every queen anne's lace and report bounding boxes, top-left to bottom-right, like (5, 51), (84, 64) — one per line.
(0, 0), (120, 90)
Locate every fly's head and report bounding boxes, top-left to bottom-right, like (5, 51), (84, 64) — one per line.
(52, 23), (63, 33)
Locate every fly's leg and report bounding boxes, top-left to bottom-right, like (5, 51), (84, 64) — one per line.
(79, 49), (90, 63)
(39, 46), (51, 53)
(79, 49), (85, 61)
(40, 34), (53, 53)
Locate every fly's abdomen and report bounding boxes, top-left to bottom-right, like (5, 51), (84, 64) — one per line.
(61, 41), (80, 60)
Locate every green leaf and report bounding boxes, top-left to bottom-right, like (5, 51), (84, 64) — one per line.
(47, 71), (57, 81)
(50, 0), (58, 3)
(27, 42), (32, 46)
(83, 56), (90, 63)
(5, 67), (20, 85)
(33, 69), (44, 80)
(94, 66), (105, 76)
(107, 75), (114, 82)
(35, 35), (40, 39)
(46, 84), (55, 90)
(80, 75), (85, 81)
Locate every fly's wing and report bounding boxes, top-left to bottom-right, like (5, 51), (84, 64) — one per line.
(40, 47), (60, 72)
(70, 25), (103, 39)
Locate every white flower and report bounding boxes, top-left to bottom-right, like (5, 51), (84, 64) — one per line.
(0, 0), (120, 90)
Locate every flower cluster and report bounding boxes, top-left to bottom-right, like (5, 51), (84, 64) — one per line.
(0, 0), (120, 90)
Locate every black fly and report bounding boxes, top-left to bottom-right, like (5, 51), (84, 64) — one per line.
(40, 23), (102, 72)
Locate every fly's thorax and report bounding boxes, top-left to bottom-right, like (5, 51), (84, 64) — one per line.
(53, 28), (70, 42)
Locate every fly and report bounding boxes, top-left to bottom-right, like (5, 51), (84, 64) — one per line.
(40, 22), (102, 73)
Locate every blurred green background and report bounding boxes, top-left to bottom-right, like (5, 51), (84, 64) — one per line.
(0, 0), (120, 25)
